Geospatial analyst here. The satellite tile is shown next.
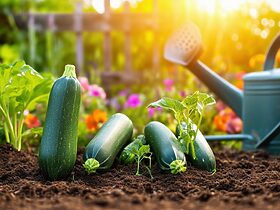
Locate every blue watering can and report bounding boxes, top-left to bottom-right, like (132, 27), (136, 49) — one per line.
(164, 22), (280, 155)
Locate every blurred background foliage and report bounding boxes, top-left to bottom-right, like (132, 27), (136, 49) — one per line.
(0, 0), (279, 150)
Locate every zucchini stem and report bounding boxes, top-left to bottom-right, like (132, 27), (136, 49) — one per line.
(83, 158), (100, 174)
(63, 64), (77, 78)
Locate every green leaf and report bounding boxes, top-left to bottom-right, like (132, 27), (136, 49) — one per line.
(138, 145), (150, 157)
(0, 60), (53, 150)
(148, 97), (185, 114)
(201, 95), (216, 107)
(21, 127), (43, 138)
(26, 79), (53, 111)
(83, 158), (100, 174)
(148, 97), (185, 122)
(182, 91), (199, 109)
(170, 160), (186, 174)
(119, 135), (146, 164)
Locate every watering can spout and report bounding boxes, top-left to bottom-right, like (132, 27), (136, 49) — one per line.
(164, 22), (243, 117)
(188, 61), (243, 117)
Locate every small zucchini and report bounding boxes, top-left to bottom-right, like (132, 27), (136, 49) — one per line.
(176, 122), (216, 173)
(144, 121), (186, 172)
(39, 65), (81, 181)
(83, 113), (133, 171)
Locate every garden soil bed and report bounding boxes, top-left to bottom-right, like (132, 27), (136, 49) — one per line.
(1, 144), (280, 210)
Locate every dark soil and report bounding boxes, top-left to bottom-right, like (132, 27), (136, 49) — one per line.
(1, 144), (280, 210)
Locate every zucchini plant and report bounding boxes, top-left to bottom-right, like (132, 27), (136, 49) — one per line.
(39, 64), (81, 181)
(0, 61), (52, 151)
(83, 113), (133, 173)
(119, 134), (147, 165)
(120, 135), (152, 177)
(148, 91), (216, 173)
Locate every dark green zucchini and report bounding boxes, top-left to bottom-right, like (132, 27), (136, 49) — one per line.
(39, 64), (81, 181)
(144, 121), (186, 171)
(119, 134), (146, 164)
(176, 122), (216, 173)
(83, 113), (133, 171)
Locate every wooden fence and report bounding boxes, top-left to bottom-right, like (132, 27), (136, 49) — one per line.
(14, 0), (186, 87)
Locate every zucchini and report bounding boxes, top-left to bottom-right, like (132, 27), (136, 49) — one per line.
(83, 113), (133, 171)
(144, 121), (186, 171)
(176, 122), (216, 173)
(119, 134), (146, 164)
(39, 65), (81, 181)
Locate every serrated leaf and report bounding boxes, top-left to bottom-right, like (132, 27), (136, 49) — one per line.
(182, 91), (199, 109)
(203, 96), (216, 107)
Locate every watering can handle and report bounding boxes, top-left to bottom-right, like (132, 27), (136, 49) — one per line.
(263, 32), (280, 71)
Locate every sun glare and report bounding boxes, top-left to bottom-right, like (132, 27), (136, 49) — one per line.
(196, 0), (247, 15)
(196, 0), (280, 15)
(87, 0), (280, 15)
(86, 0), (142, 14)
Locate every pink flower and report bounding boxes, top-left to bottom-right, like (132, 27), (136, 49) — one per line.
(216, 100), (227, 112)
(180, 90), (186, 98)
(119, 89), (129, 97)
(88, 84), (106, 99)
(164, 78), (174, 92)
(125, 94), (141, 108)
(226, 118), (243, 134)
(78, 77), (90, 92)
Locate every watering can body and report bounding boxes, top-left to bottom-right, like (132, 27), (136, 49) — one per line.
(243, 70), (280, 154)
(187, 62), (280, 154)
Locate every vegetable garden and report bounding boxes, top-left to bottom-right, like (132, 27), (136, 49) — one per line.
(1, 1), (280, 210)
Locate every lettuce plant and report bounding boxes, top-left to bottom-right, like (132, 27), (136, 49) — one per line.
(0, 61), (52, 150)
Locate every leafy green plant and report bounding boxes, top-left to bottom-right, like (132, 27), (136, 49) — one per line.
(148, 91), (215, 159)
(83, 158), (100, 174)
(124, 135), (152, 177)
(0, 61), (52, 150)
(170, 159), (187, 174)
(119, 134), (146, 164)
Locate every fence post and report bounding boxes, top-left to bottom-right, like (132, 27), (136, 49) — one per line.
(152, 0), (160, 74)
(28, 11), (36, 66)
(46, 14), (55, 74)
(104, 0), (112, 72)
(75, 1), (83, 74)
(124, 1), (132, 74)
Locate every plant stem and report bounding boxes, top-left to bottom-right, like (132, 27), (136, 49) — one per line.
(194, 109), (204, 141)
(17, 114), (25, 151)
(0, 100), (17, 148)
(63, 65), (76, 78)
(3, 123), (10, 143)
(145, 166), (153, 180)
(13, 110), (17, 139)
(136, 156), (140, 176)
